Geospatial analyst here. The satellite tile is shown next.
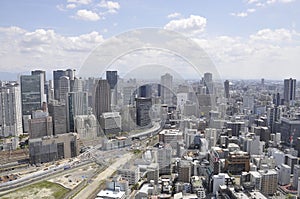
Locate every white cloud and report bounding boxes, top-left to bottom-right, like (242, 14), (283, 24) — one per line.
(167, 12), (182, 19)
(164, 15), (207, 36)
(1, 25), (299, 80)
(249, 28), (293, 42)
(230, 8), (256, 18)
(255, 2), (265, 6)
(230, 12), (248, 17)
(248, 0), (260, 3)
(267, 0), (295, 4)
(67, 0), (92, 5)
(247, 8), (256, 13)
(193, 28), (300, 79)
(56, 4), (66, 11)
(98, 0), (120, 13)
(246, 0), (295, 11)
(0, 26), (104, 72)
(75, 9), (100, 21)
(66, 4), (77, 9)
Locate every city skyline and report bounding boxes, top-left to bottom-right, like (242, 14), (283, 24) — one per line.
(3, 2), (300, 198)
(0, 0), (300, 80)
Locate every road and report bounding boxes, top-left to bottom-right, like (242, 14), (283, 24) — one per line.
(73, 153), (133, 199)
(129, 122), (161, 139)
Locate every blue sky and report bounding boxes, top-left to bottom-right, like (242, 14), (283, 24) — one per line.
(0, 0), (300, 79)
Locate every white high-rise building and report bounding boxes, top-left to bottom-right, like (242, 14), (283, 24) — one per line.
(205, 128), (217, 148)
(247, 136), (265, 155)
(74, 114), (98, 140)
(212, 173), (227, 194)
(259, 169), (278, 195)
(249, 171), (262, 190)
(278, 164), (291, 185)
(161, 73), (173, 106)
(298, 177), (300, 198)
(66, 91), (88, 132)
(59, 76), (70, 103)
(0, 82), (23, 137)
(156, 146), (172, 175)
(293, 165), (300, 189)
(284, 78), (296, 106)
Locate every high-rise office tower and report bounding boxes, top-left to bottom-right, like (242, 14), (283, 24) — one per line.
(0, 82), (23, 137)
(106, 71), (118, 106)
(66, 92), (88, 132)
(284, 78), (296, 106)
(31, 70), (46, 84)
(53, 70), (67, 100)
(31, 70), (47, 102)
(224, 80), (229, 98)
(138, 85), (151, 98)
(161, 73), (173, 105)
(94, 79), (111, 123)
(66, 69), (76, 92)
(47, 80), (55, 103)
(20, 74), (44, 116)
(72, 78), (84, 92)
(203, 72), (214, 94)
(156, 146), (172, 175)
(48, 102), (68, 135)
(66, 69), (75, 81)
(136, 97), (152, 127)
(123, 86), (135, 105)
(106, 71), (118, 90)
(203, 72), (213, 83)
(273, 92), (281, 107)
(59, 76), (70, 103)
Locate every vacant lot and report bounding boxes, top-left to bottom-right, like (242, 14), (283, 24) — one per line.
(0, 181), (69, 199)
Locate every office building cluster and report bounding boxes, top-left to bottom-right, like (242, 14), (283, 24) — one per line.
(3, 69), (300, 198)
(98, 74), (300, 198)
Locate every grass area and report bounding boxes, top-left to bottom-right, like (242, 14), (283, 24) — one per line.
(132, 149), (142, 154)
(0, 181), (70, 199)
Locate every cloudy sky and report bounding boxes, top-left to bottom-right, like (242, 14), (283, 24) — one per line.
(0, 0), (300, 80)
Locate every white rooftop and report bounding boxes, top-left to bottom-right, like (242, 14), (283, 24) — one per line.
(97, 189), (125, 199)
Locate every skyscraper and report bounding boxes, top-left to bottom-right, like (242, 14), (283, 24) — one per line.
(138, 85), (151, 98)
(31, 70), (47, 102)
(203, 72), (214, 94)
(136, 97), (152, 127)
(59, 76), (70, 103)
(284, 78), (296, 106)
(20, 74), (44, 116)
(66, 92), (88, 132)
(106, 71), (118, 89)
(53, 70), (67, 100)
(161, 73), (173, 105)
(156, 146), (172, 175)
(0, 82), (23, 137)
(48, 102), (68, 135)
(106, 71), (118, 106)
(224, 80), (229, 98)
(66, 69), (75, 81)
(94, 79), (111, 123)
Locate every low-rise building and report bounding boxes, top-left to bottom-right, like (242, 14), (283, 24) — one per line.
(29, 133), (79, 164)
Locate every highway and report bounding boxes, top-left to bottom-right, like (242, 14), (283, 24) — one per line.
(129, 122), (161, 139)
